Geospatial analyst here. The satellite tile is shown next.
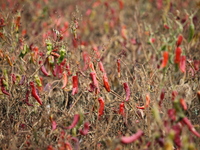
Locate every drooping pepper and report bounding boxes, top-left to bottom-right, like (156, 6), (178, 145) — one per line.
(90, 72), (100, 94)
(176, 34), (183, 47)
(98, 97), (105, 119)
(161, 51), (169, 68)
(72, 75), (78, 95)
(119, 102), (125, 116)
(179, 55), (186, 73)
(39, 60), (49, 76)
(62, 72), (68, 89)
(1, 78), (10, 96)
(98, 61), (105, 73)
(123, 82), (130, 101)
(65, 114), (80, 129)
(103, 73), (110, 92)
(174, 47), (182, 64)
(29, 81), (42, 105)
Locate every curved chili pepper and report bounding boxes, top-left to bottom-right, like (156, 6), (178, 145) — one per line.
(181, 117), (200, 137)
(79, 122), (90, 135)
(1, 86), (10, 96)
(29, 81), (42, 105)
(39, 61), (49, 76)
(123, 82), (130, 101)
(119, 102), (125, 116)
(66, 114), (80, 129)
(62, 72), (68, 89)
(176, 34), (183, 47)
(161, 51), (169, 68)
(51, 52), (60, 58)
(72, 75), (78, 95)
(11, 73), (16, 84)
(98, 97), (105, 118)
(120, 130), (144, 144)
(103, 73), (110, 92)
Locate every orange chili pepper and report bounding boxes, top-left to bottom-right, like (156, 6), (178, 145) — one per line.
(62, 72), (68, 89)
(180, 98), (187, 110)
(174, 47), (182, 64)
(161, 51), (169, 68)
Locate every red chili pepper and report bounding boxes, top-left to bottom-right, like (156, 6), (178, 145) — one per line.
(98, 97), (105, 118)
(118, 0), (124, 10)
(159, 89), (165, 107)
(174, 47), (182, 64)
(117, 59), (121, 77)
(55, 64), (63, 78)
(163, 24), (170, 29)
(120, 130), (144, 144)
(62, 72), (68, 89)
(181, 117), (200, 137)
(90, 72), (100, 94)
(123, 82), (130, 101)
(72, 75), (78, 95)
(98, 61), (105, 73)
(29, 81), (42, 105)
(179, 55), (186, 73)
(176, 34), (183, 47)
(39, 61), (49, 76)
(161, 51), (169, 68)
(180, 98), (187, 110)
(119, 102), (125, 116)
(11, 73), (16, 84)
(103, 73), (110, 92)
(66, 114), (80, 129)
(79, 122), (90, 135)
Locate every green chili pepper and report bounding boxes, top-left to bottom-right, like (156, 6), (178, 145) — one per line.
(188, 19), (195, 42)
(34, 75), (42, 87)
(46, 40), (53, 55)
(57, 46), (66, 64)
(19, 44), (29, 58)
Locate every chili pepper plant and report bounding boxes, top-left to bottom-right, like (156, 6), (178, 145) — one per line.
(0, 0), (200, 149)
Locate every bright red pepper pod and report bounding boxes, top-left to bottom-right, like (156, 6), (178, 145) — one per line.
(176, 34), (183, 47)
(174, 47), (182, 64)
(103, 73), (110, 92)
(29, 81), (42, 105)
(119, 102), (125, 116)
(72, 75), (78, 95)
(98, 97), (105, 119)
